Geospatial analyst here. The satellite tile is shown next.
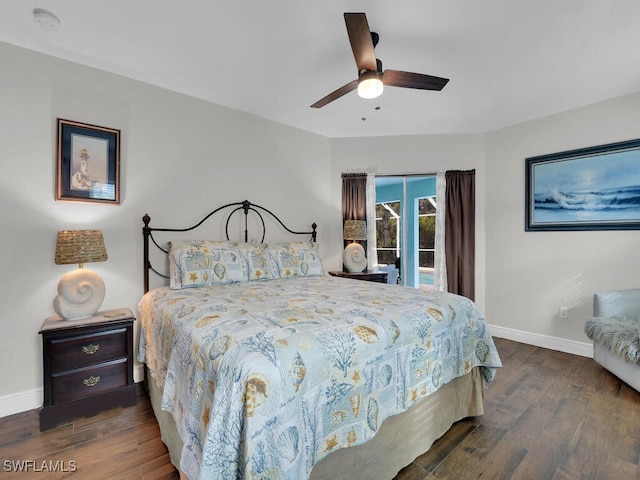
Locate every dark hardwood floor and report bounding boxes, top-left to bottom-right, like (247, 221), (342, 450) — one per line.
(1, 338), (638, 479)
(395, 338), (640, 480)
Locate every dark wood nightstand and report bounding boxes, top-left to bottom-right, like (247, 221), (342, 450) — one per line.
(328, 270), (389, 283)
(39, 308), (137, 431)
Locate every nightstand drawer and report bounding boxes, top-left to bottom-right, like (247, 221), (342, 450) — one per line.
(49, 328), (128, 372)
(50, 358), (128, 404)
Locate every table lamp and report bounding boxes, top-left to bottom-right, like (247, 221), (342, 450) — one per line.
(53, 230), (108, 320)
(343, 219), (368, 273)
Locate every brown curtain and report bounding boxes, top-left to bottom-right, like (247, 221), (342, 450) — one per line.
(342, 173), (367, 270)
(445, 169), (475, 300)
(342, 173), (367, 222)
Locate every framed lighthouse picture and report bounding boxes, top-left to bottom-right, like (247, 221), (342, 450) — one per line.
(56, 118), (121, 204)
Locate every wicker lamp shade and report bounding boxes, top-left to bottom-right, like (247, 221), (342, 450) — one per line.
(343, 220), (367, 241)
(55, 230), (107, 266)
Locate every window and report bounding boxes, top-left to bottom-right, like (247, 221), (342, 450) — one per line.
(418, 197), (436, 288)
(375, 201), (400, 267)
(375, 175), (436, 289)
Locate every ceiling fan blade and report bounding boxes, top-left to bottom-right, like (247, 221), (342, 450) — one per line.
(383, 70), (449, 91)
(310, 80), (358, 108)
(344, 13), (377, 72)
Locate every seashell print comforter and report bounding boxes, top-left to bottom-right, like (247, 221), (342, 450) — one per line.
(138, 275), (502, 480)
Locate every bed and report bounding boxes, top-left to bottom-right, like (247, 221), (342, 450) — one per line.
(137, 200), (502, 480)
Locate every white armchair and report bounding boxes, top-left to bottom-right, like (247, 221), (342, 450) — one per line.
(584, 288), (640, 391)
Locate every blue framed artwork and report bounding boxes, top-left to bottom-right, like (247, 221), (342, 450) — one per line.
(525, 139), (640, 231)
(56, 118), (121, 204)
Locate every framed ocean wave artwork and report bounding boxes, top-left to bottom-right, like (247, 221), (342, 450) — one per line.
(525, 138), (640, 231)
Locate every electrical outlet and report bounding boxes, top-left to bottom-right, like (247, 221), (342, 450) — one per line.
(559, 306), (569, 319)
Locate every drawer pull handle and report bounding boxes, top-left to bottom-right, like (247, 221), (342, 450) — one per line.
(82, 344), (100, 355)
(83, 376), (101, 387)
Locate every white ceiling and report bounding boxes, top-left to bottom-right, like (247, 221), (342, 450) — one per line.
(2, 1), (640, 138)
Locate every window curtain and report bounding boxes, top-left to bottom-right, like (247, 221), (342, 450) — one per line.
(342, 173), (367, 221)
(366, 173), (379, 269)
(341, 173), (367, 268)
(444, 169), (475, 300)
(434, 171), (447, 292)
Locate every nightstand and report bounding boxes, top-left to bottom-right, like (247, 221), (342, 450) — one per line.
(39, 308), (137, 431)
(328, 270), (389, 283)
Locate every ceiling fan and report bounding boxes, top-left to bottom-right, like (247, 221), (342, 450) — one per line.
(311, 12), (449, 108)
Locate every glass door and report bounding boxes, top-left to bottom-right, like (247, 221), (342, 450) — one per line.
(375, 175), (436, 288)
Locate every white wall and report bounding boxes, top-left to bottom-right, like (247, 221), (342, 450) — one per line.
(484, 91), (640, 349)
(0, 42), (334, 414)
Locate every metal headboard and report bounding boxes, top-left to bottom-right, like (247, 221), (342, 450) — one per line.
(142, 200), (317, 293)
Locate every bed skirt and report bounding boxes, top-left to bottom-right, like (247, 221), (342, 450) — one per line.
(146, 366), (485, 480)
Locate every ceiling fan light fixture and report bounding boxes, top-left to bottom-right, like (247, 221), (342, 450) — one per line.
(358, 71), (383, 99)
(310, 13), (449, 108)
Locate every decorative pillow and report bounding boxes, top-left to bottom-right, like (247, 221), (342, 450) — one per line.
(265, 242), (324, 279)
(240, 243), (279, 281)
(168, 240), (247, 289)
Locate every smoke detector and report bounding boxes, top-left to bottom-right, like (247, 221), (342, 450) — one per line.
(33, 8), (61, 31)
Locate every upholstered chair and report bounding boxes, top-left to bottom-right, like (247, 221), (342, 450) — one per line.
(584, 288), (640, 392)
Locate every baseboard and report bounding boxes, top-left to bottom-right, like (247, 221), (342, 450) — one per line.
(0, 387), (42, 419)
(489, 324), (593, 358)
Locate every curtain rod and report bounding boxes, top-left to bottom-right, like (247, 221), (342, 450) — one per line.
(375, 172), (438, 177)
(342, 171), (440, 178)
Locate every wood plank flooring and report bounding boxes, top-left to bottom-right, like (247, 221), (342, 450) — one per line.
(1, 338), (638, 479)
(395, 338), (640, 480)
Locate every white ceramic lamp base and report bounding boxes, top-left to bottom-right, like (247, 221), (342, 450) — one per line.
(343, 242), (367, 273)
(53, 268), (105, 320)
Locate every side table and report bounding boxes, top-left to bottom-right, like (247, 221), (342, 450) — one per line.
(39, 308), (137, 431)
